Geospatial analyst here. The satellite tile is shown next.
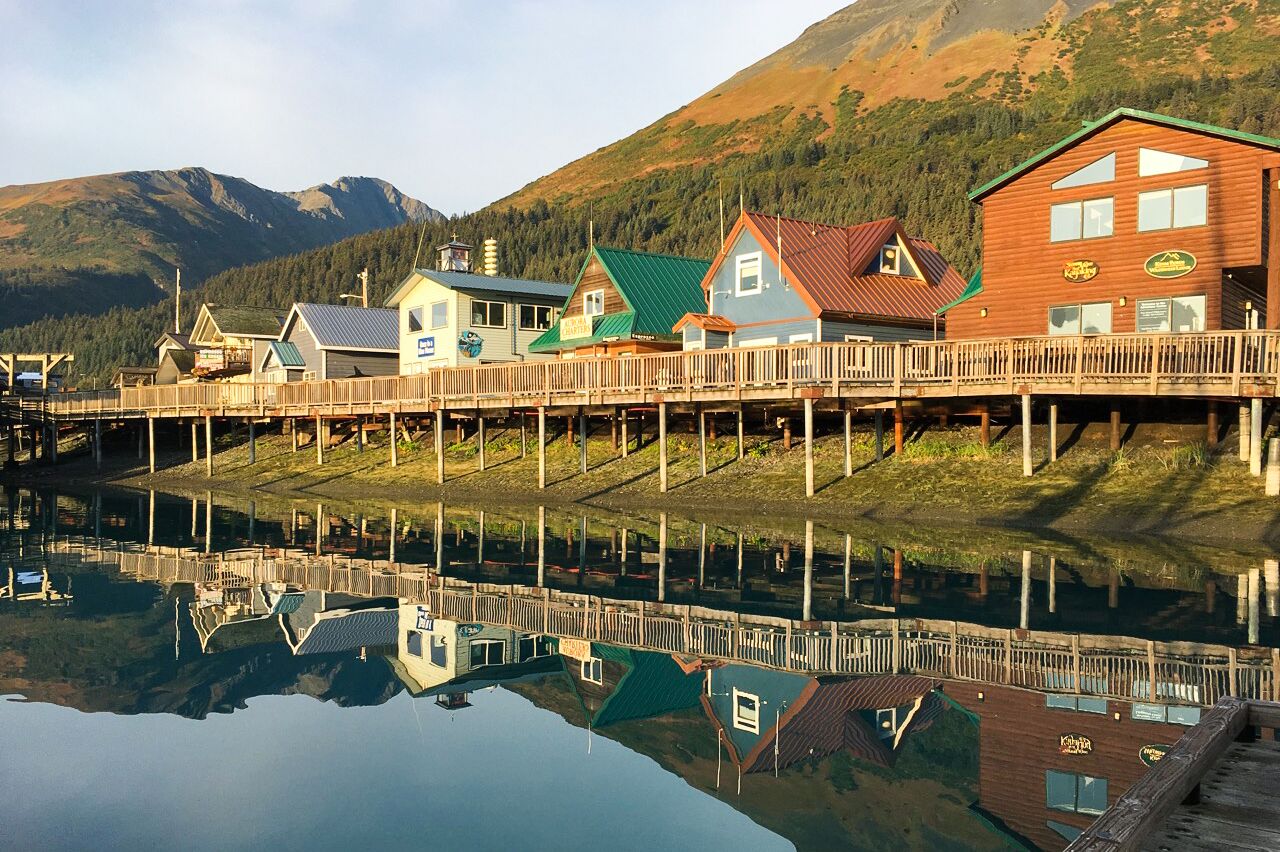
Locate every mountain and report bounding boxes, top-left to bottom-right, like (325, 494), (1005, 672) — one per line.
(0, 168), (441, 330)
(4, 0), (1280, 382)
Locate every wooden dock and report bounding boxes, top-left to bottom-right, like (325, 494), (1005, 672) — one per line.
(1069, 698), (1280, 851)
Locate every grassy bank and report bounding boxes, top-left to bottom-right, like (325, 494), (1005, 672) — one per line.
(68, 416), (1279, 545)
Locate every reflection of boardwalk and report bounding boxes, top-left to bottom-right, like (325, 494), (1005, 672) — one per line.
(45, 535), (1280, 708)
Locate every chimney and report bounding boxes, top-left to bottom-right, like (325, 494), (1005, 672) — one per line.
(482, 238), (498, 277)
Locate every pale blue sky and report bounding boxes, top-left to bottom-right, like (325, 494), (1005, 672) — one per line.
(0, 0), (849, 213)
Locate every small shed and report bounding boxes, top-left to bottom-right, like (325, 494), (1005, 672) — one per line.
(270, 303), (400, 381)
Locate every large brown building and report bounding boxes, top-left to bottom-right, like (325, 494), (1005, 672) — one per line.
(945, 108), (1280, 339)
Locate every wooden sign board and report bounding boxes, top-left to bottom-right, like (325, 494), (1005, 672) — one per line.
(1059, 733), (1093, 755)
(559, 637), (592, 661)
(1063, 260), (1100, 282)
(1144, 250), (1197, 279)
(560, 314), (593, 340)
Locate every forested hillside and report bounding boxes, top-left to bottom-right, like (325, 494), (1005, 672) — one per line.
(7, 0), (1280, 383)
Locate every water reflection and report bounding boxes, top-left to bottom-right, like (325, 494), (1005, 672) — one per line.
(3, 485), (1279, 851)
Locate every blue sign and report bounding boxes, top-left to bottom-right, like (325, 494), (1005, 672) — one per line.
(417, 336), (435, 358)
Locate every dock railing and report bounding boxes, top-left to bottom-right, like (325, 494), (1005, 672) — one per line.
(32, 330), (1280, 420)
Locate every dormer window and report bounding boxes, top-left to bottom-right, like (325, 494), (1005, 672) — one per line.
(735, 252), (762, 296)
(879, 244), (901, 275)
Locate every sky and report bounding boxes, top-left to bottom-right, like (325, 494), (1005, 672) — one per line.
(0, 0), (849, 214)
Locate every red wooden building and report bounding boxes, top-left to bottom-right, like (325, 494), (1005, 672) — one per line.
(945, 108), (1280, 339)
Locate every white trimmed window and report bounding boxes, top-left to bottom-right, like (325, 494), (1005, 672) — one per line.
(407, 306), (424, 333)
(1139, 148), (1208, 177)
(471, 299), (507, 328)
(1050, 197), (1113, 242)
(732, 688), (760, 733)
(1052, 153), (1116, 190)
(735, 251), (763, 296)
(518, 304), (554, 331)
(1138, 185), (1207, 232)
(583, 289), (605, 317)
(879, 244), (901, 274)
(1049, 301), (1112, 335)
(430, 301), (448, 329)
(581, 657), (603, 684)
(469, 639), (504, 668)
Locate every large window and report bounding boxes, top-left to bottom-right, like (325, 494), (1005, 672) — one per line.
(1046, 694), (1108, 714)
(1052, 153), (1116, 190)
(1046, 770), (1108, 816)
(469, 639), (504, 668)
(407, 306), (424, 333)
(1139, 148), (1208, 177)
(1051, 197), (1113, 242)
(430, 301), (448, 329)
(1138, 185), (1207, 231)
(1135, 295), (1206, 333)
(518, 304), (554, 331)
(406, 631), (423, 658)
(732, 688), (761, 733)
(430, 635), (448, 668)
(1049, 301), (1112, 335)
(583, 289), (605, 317)
(518, 635), (554, 662)
(471, 299), (507, 328)
(736, 251), (763, 295)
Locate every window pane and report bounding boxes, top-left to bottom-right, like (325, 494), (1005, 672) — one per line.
(1049, 305), (1081, 335)
(470, 643), (485, 668)
(472, 303), (486, 325)
(406, 631), (423, 658)
(1167, 706), (1202, 726)
(1052, 153), (1116, 190)
(1139, 148), (1208, 177)
(431, 302), (448, 327)
(1081, 301), (1112, 334)
(1136, 298), (1171, 333)
(1172, 295), (1206, 332)
(408, 307), (423, 333)
(739, 257), (761, 292)
(1051, 202), (1082, 242)
(1173, 185), (1207, 228)
(1046, 770), (1077, 811)
(1076, 697), (1109, 714)
(491, 303), (506, 327)
(1138, 190), (1172, 231)
(1046, 694), (1078, 710)
(1082, 198), (1113, 238)
(430, 636), (447, 667)
(1077, 776), (1108, 815)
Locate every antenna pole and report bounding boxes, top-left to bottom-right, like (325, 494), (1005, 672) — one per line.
(411, 220), (428, 272)
(776, 212), (783, 284)
(174, 268), (181, 334)
(588, 202), (594, 251)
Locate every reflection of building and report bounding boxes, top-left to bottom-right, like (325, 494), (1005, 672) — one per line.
(561, 641), (704, 728)
(189, 583), (297, 651)
(1, 566), (71, 605)
(387, 602), (559, 707)
(701, 667), (942, 773)
(945, 681), (1196, 848)
(279, 591), (398, 656)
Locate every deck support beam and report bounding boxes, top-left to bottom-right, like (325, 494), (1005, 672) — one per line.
(248, 419), (256, 464)
(1239, 402), (1250, 462)
(389, 413), (398, 467)
(979, 407), (990, 448)
(1020, 550), (1032, 629)
(94, 419), (102, 471)
(478, 416), (486, 472)
(191, 421), (198, 463)
(803, 520), (814, 622)
(1207, 401), (1219, 447)
(698, 404), (707, 477)
(658, 402), (668, 493)
(1249, 397), (1263, 477)
(893, 402), (904, 456)
(736, 406), (744, 460)
(1048, 401), (1058, 463)
(136, 421), (144, 460)
(537, 406), (546, 490)
(1266, 438), (1280, 497)
(1109, 401), (1121, 452)
(874, 410), (884, 461)
(435, 410), (445, 484)
(620, 409), (629, 458)
(657, 512), (667, 602)
(356, 417), (364, 454)
(843, 408), (852, 477)
(315, 414), (324, 466)
(204, 416), (213, 477)
(804, 397), (815, 497)
(1021, 393), (1033, 477)
(579, 409), (587, 475)
(536, 505), (546, 586)
(147, 417), (155, 474)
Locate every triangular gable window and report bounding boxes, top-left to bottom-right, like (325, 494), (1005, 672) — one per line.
(870, 236), (924, 280)
(1138, 147), (1208, 177)
(1051, 153), (1116, 190)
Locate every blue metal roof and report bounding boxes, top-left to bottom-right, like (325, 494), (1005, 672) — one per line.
(385, 269), (572, 306)
(291, 303), (399, 352)
(294, 608), (398, 655)
(267, 341), (306, 369)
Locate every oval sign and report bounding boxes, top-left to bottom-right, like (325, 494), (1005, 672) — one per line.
(1144, 250), (1197, 279)
(1059, 733), (1093, 755)
(1139, 743), (1171, 767)
(1063, 260), (1100, 283)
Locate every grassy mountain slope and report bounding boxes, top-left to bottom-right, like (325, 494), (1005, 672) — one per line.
(0, 168), (441, 330)
(6, 0), (1280, 383)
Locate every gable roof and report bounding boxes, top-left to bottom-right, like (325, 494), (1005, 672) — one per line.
(719, 212), (966, 323)
(969, 107), (1280, 202)
(285, 303), (399, 352)
(159, 349), (196, 374)
(284, 606), (398, 655)
(261, 340), (306, 371)
(582, 645), (703, 728)
(198, 304), (286, 339)
(384, 269), (572, 307)
(153, 331), (195, 350)
(529, 246), (710, 352)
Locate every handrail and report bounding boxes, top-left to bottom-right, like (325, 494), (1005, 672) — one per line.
(34, 330), (1280, 419)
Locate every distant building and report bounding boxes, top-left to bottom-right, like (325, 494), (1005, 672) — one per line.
(188, 304), (285, 382)
(262, 302), (399, 382)
(384, 239), (572, 372)
(154, 331), (198, 385)
(945, 108), (1280, 338)
(530, 246), (710, 358)
(675, 211), (966, 349)
(112, 366), (157, 388)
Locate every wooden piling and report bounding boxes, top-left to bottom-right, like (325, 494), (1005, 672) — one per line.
(610, 409), (618, 451)
(698, 404), (707, 477)
(1021, 394), (1033, 477)
(537, 406), (546, 489)
(147, 417), (155, 474)
(979, 407), (990, 448)
(205, 415), (213, 477)
(1207, 401), (1219, 447)
(804, 398), (815, 497)
(355, 417), (364, 453)
(314, 414), (324, 466)
(893, 402), (904, 455)
(579, 409), (587, 475)
(1267, 438), (1280, 497)
(736, 406), (744, 460)
(94, 419), (102, 471)
(843, 408), (852, 477)
(620, 408), (629, 458)
(1048, 401), (1058, 463)
(478, 416), (486, 472)
(874, 409), (884, 461)
(803, 520), (814, 622)
(248, 419), (256, 464)
(657, 512), (668, 602)
(1110, 401), (1121, 452)
(291, 418), (300, 453)
(659, 402), (668, 493)
(1239, 401), (1251, 462)
(1250, 397), (1263, 477)
(389, 412), (398, 467)
(782, 416), (792, 450)
(435, 409), (445, 484)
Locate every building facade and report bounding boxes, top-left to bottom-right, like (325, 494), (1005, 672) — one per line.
(530, 246), (710, 358)
(384, 241), (572, 373)
(265, 302), (399, 382)
(187, 304), (285, 382)
(675, 212), (966, 348)
(945, 108), (1280, 338)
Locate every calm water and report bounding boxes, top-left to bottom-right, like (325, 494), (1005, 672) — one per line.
(2, 485), (1278, 851)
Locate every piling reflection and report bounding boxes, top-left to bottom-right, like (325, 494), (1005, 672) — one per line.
(3, 485), (1280, 851)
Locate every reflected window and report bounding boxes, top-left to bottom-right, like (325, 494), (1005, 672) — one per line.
(879, 243), (902, 275)
(1047, 770), (1108, 815)
(1139, 148), (1208, 177)
(471, 299), (507, 328)
(430, 635), (448, 668)
(581, 657), (602, 684)
(733, 688), (761, 733)
(519, 635), (554, 662)
(1052, 153), (1116, 190)
(1049, 302), (1111, 335)
(406, 630), (423, 658)
(1136, 295), (1205, 333)
(470, 639), (504, 668)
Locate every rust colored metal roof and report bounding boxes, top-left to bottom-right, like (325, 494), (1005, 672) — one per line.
(673, 312), (736, 333)
(741, 212), (965, 323)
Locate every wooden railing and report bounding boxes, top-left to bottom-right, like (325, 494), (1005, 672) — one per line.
(43, 536), (1280, 706)
(30, 330), (1280, 419)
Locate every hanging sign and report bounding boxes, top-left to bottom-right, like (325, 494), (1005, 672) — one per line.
(1063, 260), (1100, 283)
(1144, 250), (1197, 279)
(559, 637), (593, 662)
(1059, 733), (1094, 755)
(560, 314), (593, 340)
(1139, 744), (1171, 766)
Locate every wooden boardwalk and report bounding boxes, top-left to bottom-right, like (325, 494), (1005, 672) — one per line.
(1070, 698), (1280, 851)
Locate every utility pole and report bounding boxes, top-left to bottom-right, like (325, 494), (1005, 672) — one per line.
(359, 268), (369, 308)
(174, 268), (182, 333)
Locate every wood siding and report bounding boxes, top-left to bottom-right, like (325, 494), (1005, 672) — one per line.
(560, 259), (627, 319)
(950, 119), (1277, 339)
(325, 349), (398, 380)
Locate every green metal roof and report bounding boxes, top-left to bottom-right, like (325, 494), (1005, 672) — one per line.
(529, 246), (709, 352)
(585, 644), (704, 729)
(969, 108), (1280, 202)
(937, 267), (982, 314)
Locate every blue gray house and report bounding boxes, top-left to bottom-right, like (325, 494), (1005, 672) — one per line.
(675, 211), (968, 348)
(262, 302), (400, 381)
